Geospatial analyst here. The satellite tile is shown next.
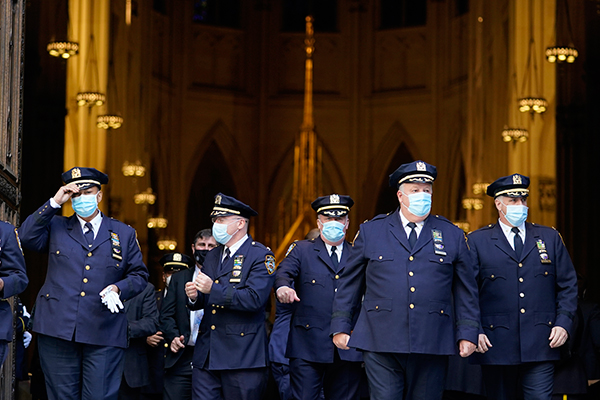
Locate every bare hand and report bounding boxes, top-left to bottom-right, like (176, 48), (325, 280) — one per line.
(549, 326), (568, 348)
(476, 333), (493, 353)
(276, 287), (300, 303)
(53, 183), (80, 206)
(459, 339), (476, 357)
(146, 331), (164, 347)
(185, 281), (198, 301)
(171, 335), (185, 353)
(194, 271), (213, 294)
(333, 333), (350, 350)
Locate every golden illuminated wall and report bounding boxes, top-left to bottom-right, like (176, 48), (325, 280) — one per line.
(70, 0), (561, 262)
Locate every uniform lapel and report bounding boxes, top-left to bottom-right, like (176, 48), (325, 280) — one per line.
(215, 236), (252, 280)
(314, 236), (336, 273)
(491, 223), (519, 262)
(338, 240), (351, 272)
(389, 209), (411, 252)
(412, 216), (433, 254)
(91, 215), (111, 251)
(521, 222), (537, 261)
(66, 215), (89, 249)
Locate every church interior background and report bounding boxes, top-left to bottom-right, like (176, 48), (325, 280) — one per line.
(8, 0), (599, 382)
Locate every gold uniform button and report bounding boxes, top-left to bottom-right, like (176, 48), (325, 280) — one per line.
(440, 310), (444, 314)
(518, 263), (523, 268)
(87, 252), (92, 257)
(305, 324), (310, 328)
(409, 256), (414, 261)
(408, 271), (414, 277)
(520, 293), (525, 298)
(519, 277), (524, 282)
(46, 294), (49, 298)
(439, 258), (444, 262)
(490, 324), (494, 328)
(85, 265), (91, 270)
(549, 321), (553, 325)
(215, 280), (219, 284)
(335, 275), (339, 279)
(311, 280), (316, 284)
(544, 271), (548, 276)
(212, 310), (216, 314)
(520, 308), (526, 314)
(56, 250), (60, 254)
(410, 287), (415, 292)
(240, 333), (244, 336)
(490, 274), (495, 278)
(409, 304), (415, 309)
(378, 256), (383, 260)
(81, 292), (86, 297)
(164, 343), (169, 348)
(83, 278), (88, 283)
(375, 305), (379, 310)
(211, 325), (216, 330)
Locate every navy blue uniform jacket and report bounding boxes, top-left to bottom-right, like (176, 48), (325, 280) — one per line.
(189, 237), (275, 370)
(469, 222), (578, 365)
(275, 237), (362, 363)
(0, 222), (28, 342)
(18, 200), (149, 348)
(330, 210), (480, 354)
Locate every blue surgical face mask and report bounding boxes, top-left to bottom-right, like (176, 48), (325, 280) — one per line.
(402, 191), (432, 218)
(320, 220), (346, 243)
(502, 203), (528, 227)
(71, 193), (99, 218)
(212, 220), (240, 245)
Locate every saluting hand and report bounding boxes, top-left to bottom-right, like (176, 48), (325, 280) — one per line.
(549, 326), (568, 348)
(276, 287), (300, 303)
(53, 183), (80, 206)
(185, 281), (198, 301)
(194, 271), (213, 294)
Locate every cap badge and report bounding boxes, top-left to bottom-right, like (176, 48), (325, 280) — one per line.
(330, 194), (340, 204)
(513, 175), (522, 185)
(215, 194), (222, 205)
(173, 253), (182, 262)
(416, 162), (426, 171)
(71, 168), (81, 179)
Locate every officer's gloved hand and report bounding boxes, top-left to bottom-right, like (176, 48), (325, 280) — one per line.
(100, 287), (124, 313)
(23, 331), (32, 348)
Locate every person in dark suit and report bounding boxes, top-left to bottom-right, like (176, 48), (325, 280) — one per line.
(119, 282), (159, 400)
(0, 221), (28, 365)
(469, 174), (578, 400)
(276, 194), (363, 400)
(141, 284), (166, 400)
(185, 193), (276, 400)
(330, 161), (480, 400)
(160, 235), (216, 400)
(18, 167), (149, 400)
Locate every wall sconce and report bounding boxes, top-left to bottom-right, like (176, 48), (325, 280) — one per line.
(472, 183), (490, 195)
(134, 188), (156, 205)
(147, 217), (168, 229)
(157, 239), (177, 251)
(502, 127), (529, 143)
(122, 161), (146, 177)
(462, 198), (484, 211)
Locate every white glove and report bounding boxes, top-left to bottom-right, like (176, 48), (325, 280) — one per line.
(99, 289), (124, 313)
(22, 305), (31, 319)
(23, 331), (32, 348)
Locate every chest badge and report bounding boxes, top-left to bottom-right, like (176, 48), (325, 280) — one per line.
(229, 255), (244, 283)
(110, 232), (123, 261)
(432, 229), (447, 256)
(536, 239), (552, 264)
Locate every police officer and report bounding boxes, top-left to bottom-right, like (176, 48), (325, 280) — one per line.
(0, 222), (28, 365)
(18, 167), (149, 400)
(469, 174), (578, 400)
(184, 194), (276, 400)
(276, 194), (362, 400)
(331, 160), (480, 400)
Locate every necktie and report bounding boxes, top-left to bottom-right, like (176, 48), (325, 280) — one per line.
(408, 222), (417, 249)
(330, 246), (339, 268)
(222, 248), (231, 265)
(512, 227), (523, 258)
(84, 222), (94, 247)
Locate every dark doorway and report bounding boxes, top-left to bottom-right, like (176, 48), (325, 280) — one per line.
(374, 143), (414, 216)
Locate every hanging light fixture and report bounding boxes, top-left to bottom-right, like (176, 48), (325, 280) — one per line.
(454, 222), (471, 233)
(546, 0), (578, 64)
(472, 183), (490, 195)
(147, 217), (168, 229)
(518, 97), (548, 114)
(47, 41), (79, 59)
(462, 198), (484, 211)
(157, 239), (177, 251)
(97, 114), (123, 129)
(77, 34), (105, 108)
(502, 127), (529, 143)
(134, 188), (156, 205)
(76, 92), (105, 107)
(122, 161), (146, 177)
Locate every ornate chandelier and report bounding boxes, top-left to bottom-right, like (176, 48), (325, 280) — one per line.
(47, 41), (79, 59)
